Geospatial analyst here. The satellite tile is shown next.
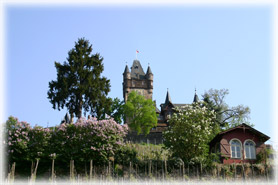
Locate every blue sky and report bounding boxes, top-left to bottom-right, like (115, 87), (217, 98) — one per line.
(5, 5), (274, 143)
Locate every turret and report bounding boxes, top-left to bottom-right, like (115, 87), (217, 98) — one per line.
(165, 88), (172, 105)
(193, 88), (199, 103)
(123, 64), (131, 80)
(146, 65), (153, 80)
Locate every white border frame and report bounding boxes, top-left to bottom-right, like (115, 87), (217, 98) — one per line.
(1, 0), (277, 184)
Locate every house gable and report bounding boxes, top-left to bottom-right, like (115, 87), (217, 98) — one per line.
(210, 124), (270, 164)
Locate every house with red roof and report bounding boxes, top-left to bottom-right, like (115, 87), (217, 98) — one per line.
(209, 123), (270, 164)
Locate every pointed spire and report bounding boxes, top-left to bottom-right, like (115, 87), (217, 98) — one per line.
(165, 88), (172, 105)
(193, 88), (199, 103)
(146, 64), (153, 74)
(123, 64), (130, 74)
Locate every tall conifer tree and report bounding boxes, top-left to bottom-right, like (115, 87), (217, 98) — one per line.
(48, 38), (111, 119)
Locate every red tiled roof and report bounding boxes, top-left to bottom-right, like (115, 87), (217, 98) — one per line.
(209, 123), (270, 145)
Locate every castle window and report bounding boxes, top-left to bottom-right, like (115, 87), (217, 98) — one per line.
(230, 139), (242, 159)
(244, 140), (256, 159)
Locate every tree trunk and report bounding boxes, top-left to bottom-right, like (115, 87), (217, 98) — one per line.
(70, 113), (74, 123)
(78, 96), (83, 119)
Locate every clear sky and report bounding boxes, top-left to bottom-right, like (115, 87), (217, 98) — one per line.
(4, 5), (274, 143)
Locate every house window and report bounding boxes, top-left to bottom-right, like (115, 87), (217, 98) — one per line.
(244, 140), (256, 159)
(230, 139), (242, 159)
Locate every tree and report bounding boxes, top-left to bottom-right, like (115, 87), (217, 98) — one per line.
(107, 98), (125, 124)
(123, 91), (157, 135)
(27, 126), (51, 181)
(50, 117), (128, 164)
(202, 89), (251, 129)
(163, 104), (219, 164)
(47, 38), (111, 119)
(5, 116), (31, 163)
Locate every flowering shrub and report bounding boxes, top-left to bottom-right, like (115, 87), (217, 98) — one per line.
(27, 125), (51, 161)
(48, 117), (128, 163)
(78, 118), (128, 162)
(5, 116), (31, 162)
(5, 116), (128, 166)
(163, 103), (219, 163)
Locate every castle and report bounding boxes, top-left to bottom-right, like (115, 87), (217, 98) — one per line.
(123, 59), (199, 143)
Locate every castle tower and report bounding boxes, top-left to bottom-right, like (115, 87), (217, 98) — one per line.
(123, 60), (153, 102)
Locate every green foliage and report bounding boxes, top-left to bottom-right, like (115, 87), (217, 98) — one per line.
(114, 145), (138, 165)
(126, 143), (169, 161)
(6, 116), (128, 168)
(5, 116), (30, 162)
(123, 91), (157, 135)
(49, 117), (128, 164)
(202, 88), (251, 129)
(47, 38), (111, 119)
(27, 126), (51, 161)
(107, 98), (125, 124)
(256, 147), (274, 164)
(163, 104), (218, 163)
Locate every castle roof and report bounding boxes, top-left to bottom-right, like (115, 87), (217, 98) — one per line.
(173, 104), (188, 107)
(193, 89), (199, 103)
(146, 66), (153, 74)
(131, 60), (146, 79)
(123, 64), (130, 74)
(165, 89), (172, 105)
